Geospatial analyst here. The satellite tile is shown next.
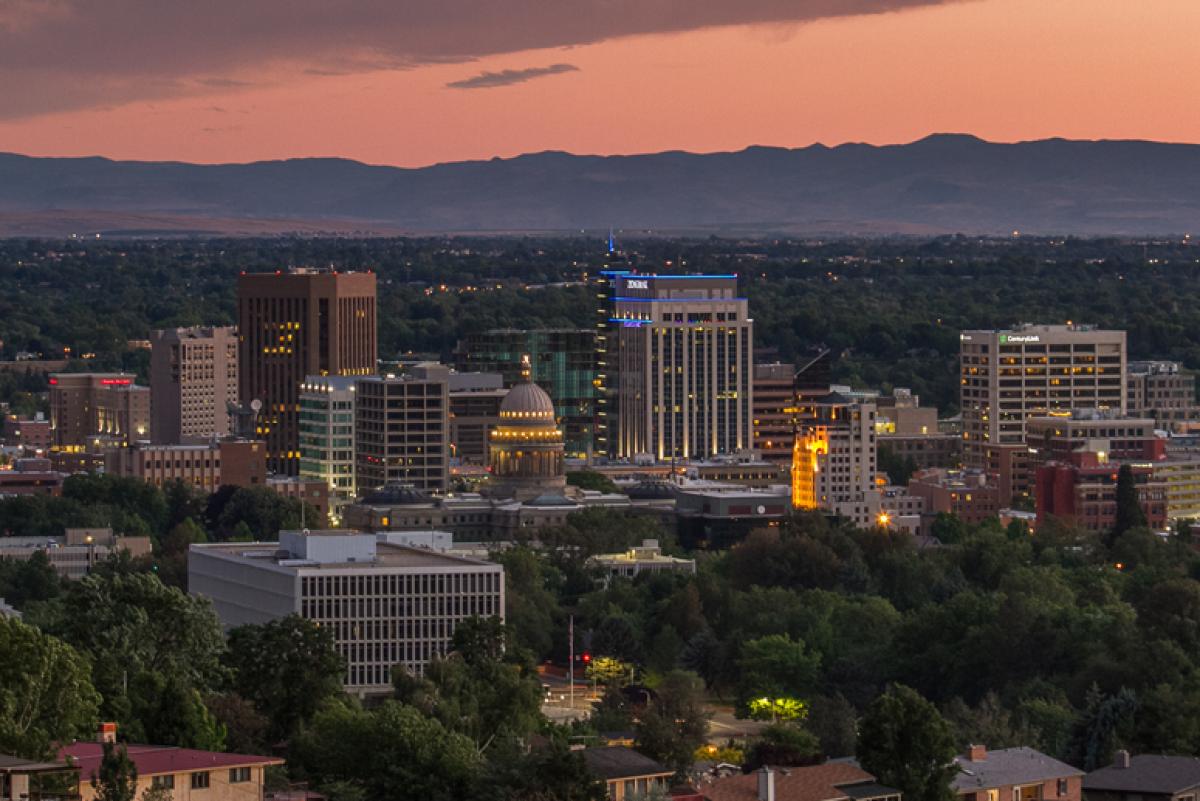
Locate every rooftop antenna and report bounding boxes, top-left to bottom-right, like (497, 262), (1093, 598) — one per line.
(607, 227), (616, 255)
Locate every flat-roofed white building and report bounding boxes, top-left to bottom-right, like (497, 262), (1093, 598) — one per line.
(189, 529), (504, 695)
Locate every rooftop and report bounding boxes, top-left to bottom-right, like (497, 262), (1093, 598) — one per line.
(580, 747), (673, 781)
(951, 747), (1081, 792)
(60, 742), (282, 780)
(1084, 755), (1200, 795)
(705, 762), (887, 801)
(191, 538), (497, 572)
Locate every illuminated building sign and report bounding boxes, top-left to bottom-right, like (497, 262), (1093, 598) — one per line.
(100, 378), (133, 386)
(625, 279), (649, 290)
(999, 334), (1040, 344)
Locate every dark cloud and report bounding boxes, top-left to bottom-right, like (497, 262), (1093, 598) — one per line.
(447, 63), (578, 90)
(0, 0), (970, 118)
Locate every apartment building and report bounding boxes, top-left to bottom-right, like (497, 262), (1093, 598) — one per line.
(150, 326), (238, 444)
(355, 364), (450, 494)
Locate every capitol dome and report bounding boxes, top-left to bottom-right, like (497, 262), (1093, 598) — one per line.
(499, 381), (556, 425)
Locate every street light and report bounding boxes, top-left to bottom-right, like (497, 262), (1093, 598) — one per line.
(877, 512), (891, 528)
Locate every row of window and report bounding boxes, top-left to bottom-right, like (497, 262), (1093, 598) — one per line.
(151, 767), (250, 790)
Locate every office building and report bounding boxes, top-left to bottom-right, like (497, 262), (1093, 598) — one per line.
(908, 468), (1003, 529)
(790, 392), (881, 528)
(299, 375), (357, 520)
(189, 530), (505, 693)
(1025, 410), (1164, 464)
(355, 364), (450, 494)
(454, 328), (597, 457)
(960, 324), (1126, 468)
(1, 413), (51, 454)
(875, 388), (962, 471)
(1036, 454), (1168, 533)
(104, 440), (267, 493)
(753, 362), (796, 464)
(237, 268), (376, 474)
(0, 528), (152, 580)
(0, 458), (66, 496)
(450, 385), (506, 466)
(1127, 360), (1197, 432)
(149, 326), (238, 444)
(674, 486), (791, 549)
(609, 273), (753, 460)
(49, 373), (150, 448)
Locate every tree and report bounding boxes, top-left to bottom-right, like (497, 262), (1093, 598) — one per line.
(635, 671), (710, 777)
(204, 692), (269, 754)
(1111, 464), (1147, 543)
(140, 785), (172, 801)
(484, 736), (607, 801)
(565, 471), (619, 494)
(736, 634), (819, 718)
(226, 615), (345, 743)
(1064, 684), (1138, 772)
(290, 701), (481, 801)
(127, 672), (226, 751)
(807, 694), (859, 758)
(930, 513), (967, 545)
(745, 723), (822, 769)
(0, 617), (100, 759)
(857, 684), (957, 801)
(0, 551), (62, 610)
(93, 742), (138, 801)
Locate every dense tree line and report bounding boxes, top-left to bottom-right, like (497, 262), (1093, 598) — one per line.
(3, 236), (1200, 413)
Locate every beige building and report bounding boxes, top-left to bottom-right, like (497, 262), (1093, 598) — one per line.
(356, 364), (450, 495)
(611, 274), (753, 460)
(0, 529), (152, 579)
(190, 530), (505, 694)
(61, 726), (282, 801)
(791, 391), (882, 528)
(49, 373), (150, 448)
(1127, 360), (1197, 432)
(150, 326), (238, 444)
(588, 539), (696, 583)
(960, 324), (1126, 468)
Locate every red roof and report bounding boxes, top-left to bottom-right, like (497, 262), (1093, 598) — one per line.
(59, 742), (283, 781)
(705, 762), (877, 801)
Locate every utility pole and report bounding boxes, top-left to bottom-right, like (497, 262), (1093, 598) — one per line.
(568, 614), (575, 711)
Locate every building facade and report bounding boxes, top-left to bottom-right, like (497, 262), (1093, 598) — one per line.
(104, 440), (267, 493)
(610, 274), (753, 461)
(299, 375), (357, 519)
(1127, 360), (1197, 432)
(951, 745), (1082, 801)
(237, 268), (377, 474)
(454, 328), (597, 458)
(355, 365), (450, 494)
(1, 413), (51, 454)
(790, 392), (881, 528)
(960, 325), (1127, 468)
(150, 326), (239, 444)
(49, 373), (150, 448)
(189, 531), (505, 694)
(753, 362), (796, 464)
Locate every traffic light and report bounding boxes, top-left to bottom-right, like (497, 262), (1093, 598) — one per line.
(581, 652), (591, 664)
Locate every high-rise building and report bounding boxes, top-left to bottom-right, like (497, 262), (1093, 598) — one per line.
(49, 373), (150, 448)
(1127, 361), (1197, 432)
(299, 376), (358, 520)
(593, 246), (633, 459)
(189, 530), (504, 693)
(960, 324), (1127, 468)
(355, 364), (450, 494)
(149, 326), (238, 444)
(753, 362), (795, 464)
(237, 269), (376, 474)
(609, 273), (753, 460)
(790, 391), (881, 528)
(454, 329), (597, 458)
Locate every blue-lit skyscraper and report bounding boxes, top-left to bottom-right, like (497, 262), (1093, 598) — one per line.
(610, 273), (753, 460)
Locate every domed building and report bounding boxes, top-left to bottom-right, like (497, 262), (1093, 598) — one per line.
(487, 363), (567, 501)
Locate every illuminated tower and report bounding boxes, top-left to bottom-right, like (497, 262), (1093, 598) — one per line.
(593, 233), (630, 459)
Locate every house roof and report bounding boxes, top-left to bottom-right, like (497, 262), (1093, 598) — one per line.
(0, 754), (70, 774)
(1084, 755), (1200, 795)
(952, 747), (1081, 792)
(581, 747), (673, 781)
(60, 743), (283, 781)
(704, 761), (886, 801)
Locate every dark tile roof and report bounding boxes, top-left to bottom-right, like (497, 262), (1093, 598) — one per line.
(952, 747), (1082, 792)
(581, 746), (673, 781)
(1085, 755), (1200, 795)
(705, 762), (878, 801)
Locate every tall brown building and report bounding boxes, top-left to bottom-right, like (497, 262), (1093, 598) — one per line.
(150, 326), (238, 444)
(49, 373), (150, 448)
(238, 269), (377, 474)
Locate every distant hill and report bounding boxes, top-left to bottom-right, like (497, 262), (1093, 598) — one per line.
(3, 134), (1200, 236)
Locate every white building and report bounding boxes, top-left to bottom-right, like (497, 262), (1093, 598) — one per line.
(588, 539), (696, 583)
(299, 375), (357, 522)
(189, 530), (504, 695)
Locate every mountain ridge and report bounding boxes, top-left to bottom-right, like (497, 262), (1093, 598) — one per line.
(2, 134), (1199, 236)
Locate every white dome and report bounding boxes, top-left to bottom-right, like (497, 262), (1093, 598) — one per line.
(499, 381), (556, 423)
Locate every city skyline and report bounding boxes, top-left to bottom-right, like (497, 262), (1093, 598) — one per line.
(0, 0), (1198, 167)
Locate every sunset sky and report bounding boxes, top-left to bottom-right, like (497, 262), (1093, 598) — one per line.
(0, 0), (1196, 167)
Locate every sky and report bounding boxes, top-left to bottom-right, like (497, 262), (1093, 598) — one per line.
(0, 0), (1196, 167)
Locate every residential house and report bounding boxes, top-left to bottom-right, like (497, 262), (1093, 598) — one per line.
(581, 747), (674, 801)
(1083, 751), (1200, 801)
(0, 753), (75, 801)
(705, 761), (901, 801)
(61, 725), (283, 801)
(953, 745), (1082, 801)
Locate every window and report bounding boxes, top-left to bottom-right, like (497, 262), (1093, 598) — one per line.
(151, 776), (175, 790)
(1057, 780), (1069, 797)
(191, 772), (210, 790)
(230, 767), (251, 783)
